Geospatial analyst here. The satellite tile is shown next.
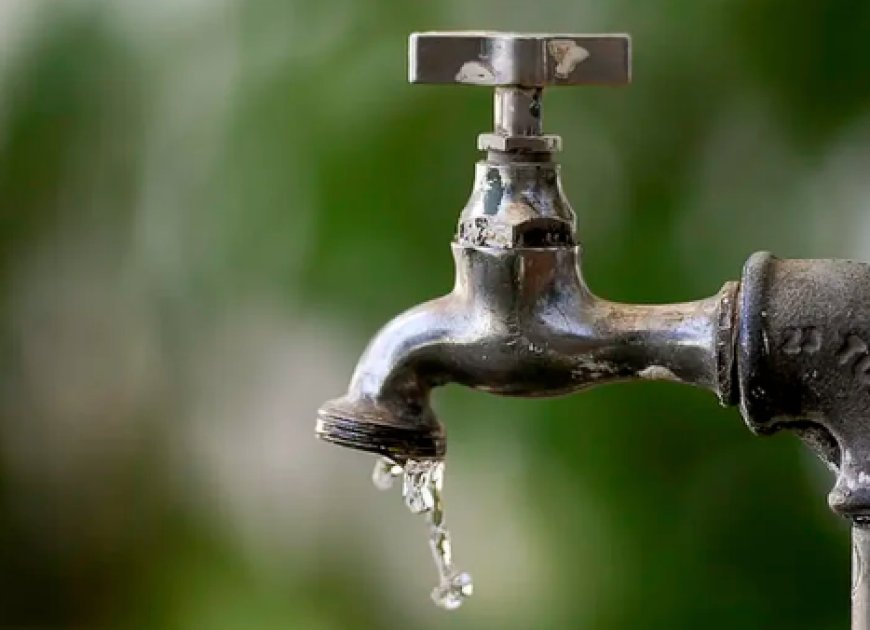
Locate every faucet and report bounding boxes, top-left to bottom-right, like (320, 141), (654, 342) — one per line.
(315, 32), (870, 626)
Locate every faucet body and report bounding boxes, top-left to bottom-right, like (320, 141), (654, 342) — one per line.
(317, 154), (736, 461)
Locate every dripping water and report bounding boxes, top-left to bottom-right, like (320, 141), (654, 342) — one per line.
(372, 456), (473, 609)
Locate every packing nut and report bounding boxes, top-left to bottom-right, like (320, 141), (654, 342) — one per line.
(477, 133), (563, 153)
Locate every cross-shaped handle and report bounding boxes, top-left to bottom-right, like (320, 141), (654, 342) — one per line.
(409, 32), (631, 153)
(409, 32), (631, 87)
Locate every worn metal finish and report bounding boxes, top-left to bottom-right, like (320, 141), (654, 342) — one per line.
(733, 253), (870, 625)
(409, 32), (631, 87)
(316, 34), (738, 461)
(456, 158), (574, 248)
(494, 87), (543, 136)
(317, 30), (870, 622)
(735, 253), (870, 522)
(317, 242), (737, 461)
(478, 86), (562, 153)
(411, 32), (628, 156)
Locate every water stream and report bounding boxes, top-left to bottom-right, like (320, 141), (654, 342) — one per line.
(372, 456), (474, 610)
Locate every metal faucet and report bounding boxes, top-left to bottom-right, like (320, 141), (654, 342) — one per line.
(315, 32), (870, 626)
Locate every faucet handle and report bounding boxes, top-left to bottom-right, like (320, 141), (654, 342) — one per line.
(410, 32), (630, 153)
(409, 32), (631, 87)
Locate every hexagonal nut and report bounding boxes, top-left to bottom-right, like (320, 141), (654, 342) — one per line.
(477, 133), (562, 153)
(457, 216), (574, 248)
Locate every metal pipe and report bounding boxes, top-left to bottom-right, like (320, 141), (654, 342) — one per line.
(855, 527), (870, 629)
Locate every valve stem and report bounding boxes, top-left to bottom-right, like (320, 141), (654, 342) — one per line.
(494, 87), (543, 137)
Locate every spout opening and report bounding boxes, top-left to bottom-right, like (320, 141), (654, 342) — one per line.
(316, 396), (445, 461)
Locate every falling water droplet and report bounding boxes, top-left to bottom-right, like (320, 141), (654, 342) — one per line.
(372, 456), (403, 490)
(370, 456), (473, 610)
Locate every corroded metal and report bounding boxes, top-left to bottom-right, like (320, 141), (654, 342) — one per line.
(735, 253), (870, 523)
(456, 158), (574, 248)
(317, 240), (737, 461)
(317, 32), (735, 462)
(316, 30), (870, 623)
(732, 254), (870, 628)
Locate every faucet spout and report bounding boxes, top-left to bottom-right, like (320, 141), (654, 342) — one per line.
(316, 241), (737, 461)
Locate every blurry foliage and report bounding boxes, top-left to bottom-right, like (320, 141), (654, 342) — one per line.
(0, 0), (867, 628)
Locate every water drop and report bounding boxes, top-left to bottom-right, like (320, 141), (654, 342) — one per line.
(431, 570), (474, 610)
(372, 456), (403, 491)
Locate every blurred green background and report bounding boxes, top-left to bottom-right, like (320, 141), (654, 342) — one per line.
(0, 0), (868, 628)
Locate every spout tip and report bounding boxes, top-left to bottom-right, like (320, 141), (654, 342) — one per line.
(315, 396), (445, 461)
